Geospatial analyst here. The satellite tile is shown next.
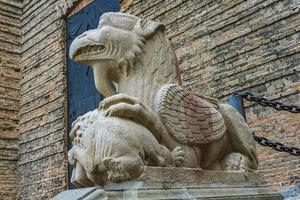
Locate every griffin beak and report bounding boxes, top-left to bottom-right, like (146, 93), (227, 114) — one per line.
(69, 29), (117, 97)
(69, 29), (105, 63)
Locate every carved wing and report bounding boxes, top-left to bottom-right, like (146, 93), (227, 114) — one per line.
(156, 84), (226, 145)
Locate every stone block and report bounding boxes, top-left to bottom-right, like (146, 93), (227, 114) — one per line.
(52, 167), (283, 199)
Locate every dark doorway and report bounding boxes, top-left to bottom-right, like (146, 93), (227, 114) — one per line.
(66, 0), (120, 188)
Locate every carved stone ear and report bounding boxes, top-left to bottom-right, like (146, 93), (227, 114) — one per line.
(135, 19), (166, 38)
(70, 123), (79, 140)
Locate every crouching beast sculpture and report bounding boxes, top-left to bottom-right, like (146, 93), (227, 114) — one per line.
(68, 12), (259, 187)
(68, 109), (185, 187)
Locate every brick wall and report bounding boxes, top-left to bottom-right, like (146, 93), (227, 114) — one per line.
(0, 0), (22, 199)
(121, 0), (300, 190)
(18, 0), (68, 199)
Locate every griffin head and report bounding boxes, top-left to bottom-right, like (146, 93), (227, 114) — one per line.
(69, 12), (165, 97)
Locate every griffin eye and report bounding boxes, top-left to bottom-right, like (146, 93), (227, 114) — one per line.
(98, 44), (105, 50)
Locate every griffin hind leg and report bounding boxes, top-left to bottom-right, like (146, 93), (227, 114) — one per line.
(219, 104), (258, 170)
(220, 152), (255, 171)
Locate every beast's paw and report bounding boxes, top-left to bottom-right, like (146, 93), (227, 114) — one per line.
(68, 145), (81, 165)
(171, 146), (185, 167)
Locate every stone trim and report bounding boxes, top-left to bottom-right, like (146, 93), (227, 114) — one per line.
(67, 0), (93, 17)
(56, 0), (78, 18)
(56, 0), (92, 18)
(56, 0), (122, 18)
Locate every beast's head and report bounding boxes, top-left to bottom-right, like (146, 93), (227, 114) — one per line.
(69, 13), (165, 96)
(69, 110), (99, 148)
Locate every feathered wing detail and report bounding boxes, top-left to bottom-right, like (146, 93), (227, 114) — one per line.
(155, 84), (226, 145)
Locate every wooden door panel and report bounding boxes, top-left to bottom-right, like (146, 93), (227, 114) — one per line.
(66, 0), (120, 187)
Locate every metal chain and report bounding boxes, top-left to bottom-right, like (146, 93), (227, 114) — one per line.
(252, 132), (300, 156)
(232, 92), (300, 156)
(233, 92), (300, 113)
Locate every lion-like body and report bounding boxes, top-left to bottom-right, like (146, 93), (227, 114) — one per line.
(68, 110), (183, 186)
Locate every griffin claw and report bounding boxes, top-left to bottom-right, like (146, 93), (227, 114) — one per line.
(172, 146), (185, 167)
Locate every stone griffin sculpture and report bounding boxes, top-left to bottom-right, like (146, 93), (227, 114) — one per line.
(68, 12), (258, 186)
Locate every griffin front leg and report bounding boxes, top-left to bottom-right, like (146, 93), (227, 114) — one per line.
(146, 145), (185, 167)
(99, 93), (140, 110)
(99, 93), (168, 142)
(171, 146), (185, 167)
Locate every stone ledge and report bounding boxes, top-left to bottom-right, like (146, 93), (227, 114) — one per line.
(52, 182), (282, 200)
(139, 166), (263, 185)
(52, 167), (282, 199)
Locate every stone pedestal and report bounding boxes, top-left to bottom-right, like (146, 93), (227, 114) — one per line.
(52, 167), (283, 199)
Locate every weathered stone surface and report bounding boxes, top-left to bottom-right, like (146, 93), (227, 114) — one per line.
(52, 167), (283, 200)
(51, 187), (105, 200)
(282, 183), (300, 200)
(140, 166), (263, 184)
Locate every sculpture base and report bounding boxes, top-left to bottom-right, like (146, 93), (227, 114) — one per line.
(52, 167), (283, 199)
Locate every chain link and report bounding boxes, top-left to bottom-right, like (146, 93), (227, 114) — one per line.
(252, 132), (300, 156)
(232, 92), (300, 156)
(233, 92), (300, 113)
